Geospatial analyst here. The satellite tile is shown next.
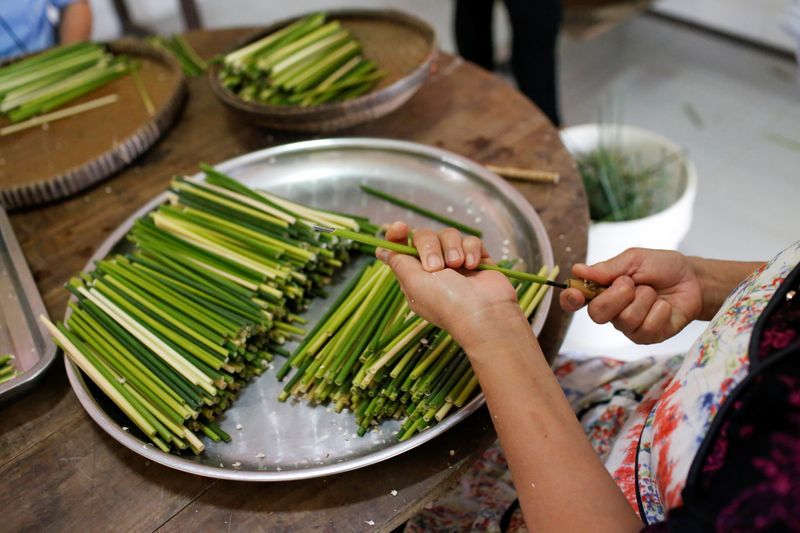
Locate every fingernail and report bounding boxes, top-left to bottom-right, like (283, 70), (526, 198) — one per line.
(426, 255), (443, 270)
(446, 249), (460, 263)
(376, 248), (389, 262)
(567, 294), (578, 306)
(465, 253), (475, 266)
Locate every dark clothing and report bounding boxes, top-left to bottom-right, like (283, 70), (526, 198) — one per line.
(454, 0), (563, 125)
(649, 263), (800, 532)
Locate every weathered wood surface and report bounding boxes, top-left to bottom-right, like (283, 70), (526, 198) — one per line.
(1, 28), (588, 532)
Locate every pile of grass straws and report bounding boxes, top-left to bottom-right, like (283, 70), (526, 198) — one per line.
(0, 354), (18, 384)
(219, 12), (385, 106)
(42, 165), (378, 454)
(0, 42), (131, 123)
(276, 260), (554, 441)
(43, 167), (553, 454)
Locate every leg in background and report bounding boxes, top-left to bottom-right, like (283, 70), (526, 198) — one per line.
(503, 0), (563, 126)
(454, 0), (497, 71)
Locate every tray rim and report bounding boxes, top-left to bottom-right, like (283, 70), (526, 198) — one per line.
(0, 38), (188, 210)
(63, 137), (554, 481)
(0, 207), (57, 402)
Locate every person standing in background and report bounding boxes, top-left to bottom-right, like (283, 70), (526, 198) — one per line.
(455, 0), (563, 126)
(0, 0), (92, 59)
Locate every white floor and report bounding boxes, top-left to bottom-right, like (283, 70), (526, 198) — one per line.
(558, 15), (800, 359)
(561, 15), (800, 263)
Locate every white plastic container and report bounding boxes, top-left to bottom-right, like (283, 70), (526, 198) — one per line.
(559, 124), (698, 356)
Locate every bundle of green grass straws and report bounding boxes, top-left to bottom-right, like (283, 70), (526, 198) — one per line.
(219, 12), (385, 106)
(277, 260), (554, 441)
(43, 168), (551, 454)
(0, 42), (131, 123)
(42, 165), (374, 454)
(146, 35), (208, 77)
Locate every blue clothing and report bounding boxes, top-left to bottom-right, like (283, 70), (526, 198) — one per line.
(0, 0), (77, 59)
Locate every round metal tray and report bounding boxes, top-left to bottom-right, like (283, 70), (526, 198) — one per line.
(64, 138), (554, 481)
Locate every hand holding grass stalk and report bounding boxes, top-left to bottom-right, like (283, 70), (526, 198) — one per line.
(0, 42), (132, 123)
(313, 223), (604, 299)
(374, 222), (533, 339)
(282, 222), (556, 440)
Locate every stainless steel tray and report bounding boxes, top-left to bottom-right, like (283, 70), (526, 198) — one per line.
(0, 207), (57, 402)
(64, 138), (554, 481)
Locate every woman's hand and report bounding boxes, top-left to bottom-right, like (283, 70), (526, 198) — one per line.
(375, 221), (522, 350)
(560, 248), (705, 344)
(378, 223), (643, 531)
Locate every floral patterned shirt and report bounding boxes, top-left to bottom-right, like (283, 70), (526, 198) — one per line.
(406, 241), (800, 532)
(618, 241), (800, 522)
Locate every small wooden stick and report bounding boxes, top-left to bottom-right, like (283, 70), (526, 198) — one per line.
(485, 164), (560, 185)
(0, 94), (119, 136)
(566, 279), (606, 301)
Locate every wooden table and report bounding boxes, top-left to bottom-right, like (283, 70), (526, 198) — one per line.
(1, 29), (588, 532)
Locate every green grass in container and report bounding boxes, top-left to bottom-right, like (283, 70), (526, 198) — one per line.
(577, 147), (684, 222)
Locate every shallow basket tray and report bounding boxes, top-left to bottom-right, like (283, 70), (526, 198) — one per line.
(208, 9), (436, 132)
(0, 39), (187, 210)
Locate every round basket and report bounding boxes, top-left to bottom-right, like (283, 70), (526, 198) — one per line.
(0, 39), (187, 210)
(208, 9), (436, 132)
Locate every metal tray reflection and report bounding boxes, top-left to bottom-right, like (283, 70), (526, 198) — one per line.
(0, 207), (56, 402)
(64, 138), (554, 480)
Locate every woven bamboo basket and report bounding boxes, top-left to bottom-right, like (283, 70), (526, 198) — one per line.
(208, 9), (436, 132)
(0, 40), (187, 210)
